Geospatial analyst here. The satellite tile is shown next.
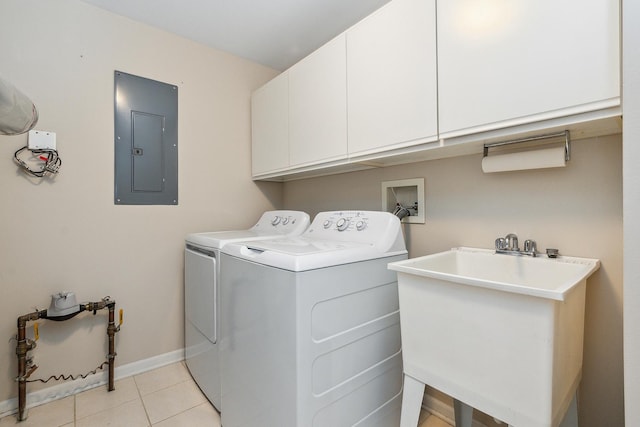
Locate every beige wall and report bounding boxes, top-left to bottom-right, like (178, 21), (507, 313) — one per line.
(284, 134), (624, 427)
(0, 0), (281, 401)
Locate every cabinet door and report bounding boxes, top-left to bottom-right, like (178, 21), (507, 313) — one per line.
(438, 0), (620, 138)
(251, 72), (289, 176)
(347, 0), (438, 155)
(289, 34), (348, 167)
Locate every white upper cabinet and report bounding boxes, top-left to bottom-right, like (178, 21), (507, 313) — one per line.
(251, 72), (289, 175)
(250, 0), (621, 181)
(289, 34), (348, 167)
(437, 0), (621, 138)
(347, 0), (438, 156)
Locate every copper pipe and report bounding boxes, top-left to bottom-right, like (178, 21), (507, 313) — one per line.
(16, 310), (45, 421)
(84, 299), (118, 390)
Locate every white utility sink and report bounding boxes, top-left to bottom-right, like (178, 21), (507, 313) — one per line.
(388, 247), (600, 427)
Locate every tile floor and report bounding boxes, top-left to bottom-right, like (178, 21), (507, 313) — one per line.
(0, 361), (452, 427)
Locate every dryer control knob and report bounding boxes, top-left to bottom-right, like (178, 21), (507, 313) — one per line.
(336, 218), (350, 231)
(323, 220), (333, 229)
(356, 220), (366, 231)
(271, 216), (281, 226)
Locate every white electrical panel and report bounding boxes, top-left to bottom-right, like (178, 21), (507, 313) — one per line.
(28, 130), (56, 150)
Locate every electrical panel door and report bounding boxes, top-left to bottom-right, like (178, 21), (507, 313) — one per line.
(114, 71), (178, 205)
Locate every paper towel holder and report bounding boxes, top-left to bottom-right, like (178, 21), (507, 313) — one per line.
(483, 130), (571, 162)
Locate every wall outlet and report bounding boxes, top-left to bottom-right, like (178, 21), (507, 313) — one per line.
(28, 130), (56, 150)
(382, 178), (425, 224)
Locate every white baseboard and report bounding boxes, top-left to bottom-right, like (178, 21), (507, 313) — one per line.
(0, 348), (185, 418)
(422, 393), (490, 427)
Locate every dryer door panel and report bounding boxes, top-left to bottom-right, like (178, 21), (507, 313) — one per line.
(185, 248), (217, 343)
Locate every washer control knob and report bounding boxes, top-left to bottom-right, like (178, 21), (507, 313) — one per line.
(336, 218), (350, 231)
(282, 217), (290, 225)
(323, 220), (333, 229)
(356, 220), (366, 231)
(271, 216), (281, 226)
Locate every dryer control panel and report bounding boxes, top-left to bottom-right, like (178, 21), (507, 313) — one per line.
(251, 210), (311, 235)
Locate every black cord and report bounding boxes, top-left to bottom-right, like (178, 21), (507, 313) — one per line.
(26, 361), (109, 383)
(14, 145), (62, 178)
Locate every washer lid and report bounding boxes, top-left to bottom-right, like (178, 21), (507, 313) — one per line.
(242, 237), (368, 256)
(223, 237), (406, 271)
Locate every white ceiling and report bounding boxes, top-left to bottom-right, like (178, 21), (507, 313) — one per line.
(79, 0), (391, 71)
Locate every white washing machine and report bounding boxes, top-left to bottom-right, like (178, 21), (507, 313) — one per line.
(184, 210), (310, 410)
(219, 210), (408, 427)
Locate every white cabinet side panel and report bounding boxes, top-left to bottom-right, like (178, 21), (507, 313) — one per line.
(251, 73), (289, 175)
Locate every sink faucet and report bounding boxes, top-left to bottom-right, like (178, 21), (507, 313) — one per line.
(505, 233), (519, 251)
(495, 234), (560, 258)
(495, 233), (538, 257)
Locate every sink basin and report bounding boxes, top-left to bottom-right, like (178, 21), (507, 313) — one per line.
(390, 246), (600, 301)
(388, 247), (600, 427)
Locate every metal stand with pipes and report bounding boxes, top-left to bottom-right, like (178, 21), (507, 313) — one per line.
(15, 295), (121, 421)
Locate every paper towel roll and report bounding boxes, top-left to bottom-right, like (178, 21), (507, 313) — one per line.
(481, 146), (566, 173)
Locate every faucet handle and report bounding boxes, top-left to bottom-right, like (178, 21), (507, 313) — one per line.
(524, 239), (537, 254)
(495, 237), (506, 250)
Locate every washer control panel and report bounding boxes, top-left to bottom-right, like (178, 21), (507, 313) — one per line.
(306, 211), (402, 245)
(321, 212), (370, 233)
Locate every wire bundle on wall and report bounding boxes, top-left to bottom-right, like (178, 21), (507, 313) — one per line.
(14, 145), (62, 177)
(0, 78), (63, 180)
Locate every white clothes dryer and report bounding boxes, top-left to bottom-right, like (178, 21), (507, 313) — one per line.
(184, 210), (310, 410)
(219, 210), (408, 427)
